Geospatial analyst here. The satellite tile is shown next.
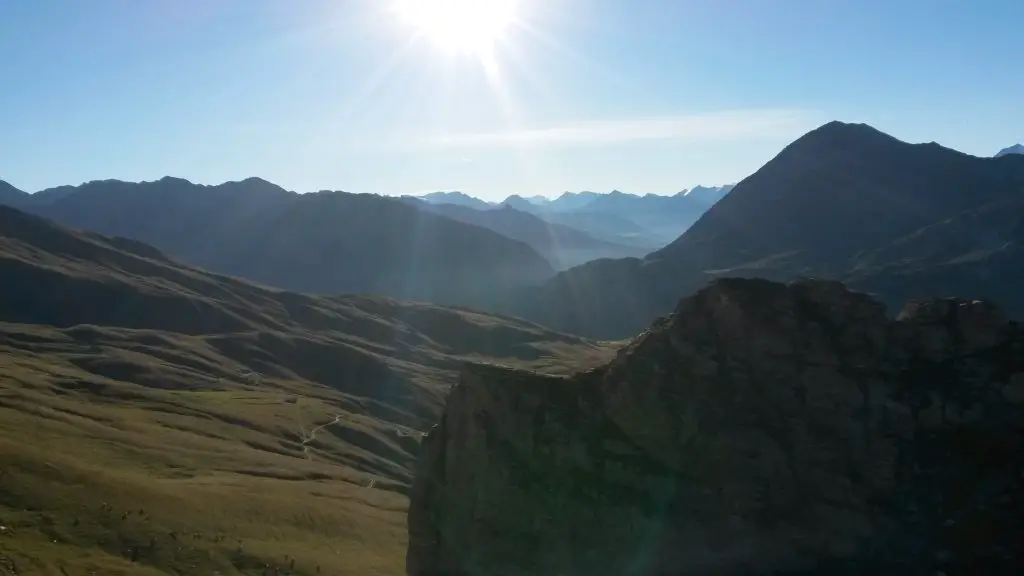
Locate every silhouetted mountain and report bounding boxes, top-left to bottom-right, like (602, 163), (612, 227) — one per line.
(417, 190), (493, 210)
(13, 177), (555, 306)
(403, 198), (648, 269)
(996, 143), (1024, 157)
(508, 121), (1024, 338)
(0, 180), (28, 207)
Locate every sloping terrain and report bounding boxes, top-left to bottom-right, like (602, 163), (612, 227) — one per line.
(404, 199), (648, 270)
(995, 144), (1024, 157)
(5, 177), (554, 307)
(509, 122), (1024, 338)
(0, 205), (615, 575)
(0, 180), (28, 208)
(410, 278), (1024, 575)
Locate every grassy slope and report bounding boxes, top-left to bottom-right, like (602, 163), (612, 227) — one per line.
(0, 207), (617, 575)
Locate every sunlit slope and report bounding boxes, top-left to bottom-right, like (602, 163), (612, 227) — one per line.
(0, 205), (616, 575)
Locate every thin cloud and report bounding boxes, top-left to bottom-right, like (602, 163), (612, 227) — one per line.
(426, 109), (820, 149)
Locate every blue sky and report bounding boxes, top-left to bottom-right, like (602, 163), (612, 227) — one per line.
(1, 0), (1021, 200)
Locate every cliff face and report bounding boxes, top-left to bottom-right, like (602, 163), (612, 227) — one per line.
(407, 278), (1024, 575)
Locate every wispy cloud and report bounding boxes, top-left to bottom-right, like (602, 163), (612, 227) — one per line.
(425, 109), (820, 149)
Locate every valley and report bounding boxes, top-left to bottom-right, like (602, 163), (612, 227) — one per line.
(0, 206), (615, 575)
(1, 120), (1021, 576)
(4, 1), (1022, 572)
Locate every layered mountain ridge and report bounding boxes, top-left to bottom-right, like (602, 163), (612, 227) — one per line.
(510, 121), (1024, 338)
(403, 198), (649, 269)
(1, 178), (555, 307)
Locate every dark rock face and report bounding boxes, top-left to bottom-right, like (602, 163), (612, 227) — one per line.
(407, 278), (1024, 575)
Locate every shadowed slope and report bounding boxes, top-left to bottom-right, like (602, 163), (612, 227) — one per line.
(9, 177), (555, 307)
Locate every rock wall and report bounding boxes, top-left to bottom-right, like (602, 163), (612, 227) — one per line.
(407, 278), (1024, 575)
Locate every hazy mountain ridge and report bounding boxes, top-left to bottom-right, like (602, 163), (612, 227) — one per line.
(2, 177), (556, 307)
(506, 121), (1024, 338)
(416, 190), (493, 210)
(403, 197), (650, 269)
(415, 186), (734, 249)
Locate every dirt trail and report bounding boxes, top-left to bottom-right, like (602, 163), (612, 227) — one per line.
(299, 414), (343, 460)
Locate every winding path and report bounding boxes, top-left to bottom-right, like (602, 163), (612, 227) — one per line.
(299, 414), (343, 460)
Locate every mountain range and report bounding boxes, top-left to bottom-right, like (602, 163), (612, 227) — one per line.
(505, 122), (1024, 338)
(0, 178), (556, 307)
(4, 123), (1020, 343)
(401, 197), (649, 269)
(3, 120), (1024, 574)
(419, 185), (734, 248)
(0, 177), (732, 297)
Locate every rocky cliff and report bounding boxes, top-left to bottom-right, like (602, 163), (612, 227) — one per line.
(407, 278), (1024, 575)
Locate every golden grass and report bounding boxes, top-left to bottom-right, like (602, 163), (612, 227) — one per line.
(0, 208), (620, 574)
(0, 320), (616, 575)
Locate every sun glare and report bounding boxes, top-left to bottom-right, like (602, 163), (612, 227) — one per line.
(393, 0), (520, 57)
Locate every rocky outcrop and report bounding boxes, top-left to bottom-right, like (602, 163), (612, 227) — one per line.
(407, 278), (1024, 575)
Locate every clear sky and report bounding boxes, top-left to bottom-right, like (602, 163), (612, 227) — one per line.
(1, 0), (1022, 200)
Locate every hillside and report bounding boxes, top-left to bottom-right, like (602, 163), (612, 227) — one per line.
(509, 121), (1024, 338)
(6, 177), (555, 307)
(410, 278), (1024, 574)
(0, 180), (28, 207)
(403, 199), (648, 269)
(0, 205), (616, 575)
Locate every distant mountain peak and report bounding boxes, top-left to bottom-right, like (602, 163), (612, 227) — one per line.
(996, 144), (1024, 157)
(801, 120), (898, 146)
(157, 176), (194, 186)
(419, 190), (493, 210)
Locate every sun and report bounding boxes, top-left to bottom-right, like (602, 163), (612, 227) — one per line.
(393, 0), (520, 56)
